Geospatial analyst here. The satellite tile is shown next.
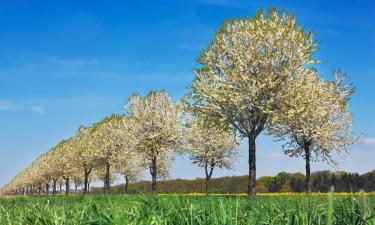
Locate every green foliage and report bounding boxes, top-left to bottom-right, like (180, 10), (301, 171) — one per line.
(90, 170), (375, 194)
(0, 195), (375, 224)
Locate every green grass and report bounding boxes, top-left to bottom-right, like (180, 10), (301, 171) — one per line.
(0, 194), (374, 224)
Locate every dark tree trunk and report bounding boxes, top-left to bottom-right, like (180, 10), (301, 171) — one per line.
(38, 185), (42, 195)
(248, 135), (257, 196)
(84, 171), (89, 194)
(52, 179), (57, 195)
(45, 183), (49, 195)
(65, 178), (70, 195)
(205, 177), (209, 194)
(151, 156), (157, 193)
(124, 176), (129, 194)
(305, 145), (312, 193)
(204, 162), (214, 194)
(83, 167), (92, 194)
(104, 161), (111, 194)
(59, 183), (62, 193)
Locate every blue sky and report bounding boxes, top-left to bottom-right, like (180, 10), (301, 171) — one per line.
(0, 0), (374, 187)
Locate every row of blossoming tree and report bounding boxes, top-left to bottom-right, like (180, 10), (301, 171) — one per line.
(1, 8), (359, 196)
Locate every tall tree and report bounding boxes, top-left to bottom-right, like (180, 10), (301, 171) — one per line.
(91, 115), (126, 194)
(72, 126), (97, 194)
(188, 8), (317, 196)
(184, 116), (240, 194)
(269, 70), (359, 193)
(52, 139), (77, 194)
(125, 91), (183, 193)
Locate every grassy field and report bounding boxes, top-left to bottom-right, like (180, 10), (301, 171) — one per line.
(0, 193), (375, 224)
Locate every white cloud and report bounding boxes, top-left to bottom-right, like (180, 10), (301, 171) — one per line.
(30, 106), (45, 114)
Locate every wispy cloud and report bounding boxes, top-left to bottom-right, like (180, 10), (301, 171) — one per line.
(40, 56), (99, 67)
(0, 101), (13, 111)
(0, 54), (104, 79)
(0, 100), (45, 114)
(0, 100), (20, 111)
(30, 106), (45, 115)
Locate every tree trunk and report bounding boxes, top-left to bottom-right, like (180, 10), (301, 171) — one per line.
(59, 183), (62, 193)
(305, 146), (312, 193)
(248, 135), (257, 196)
(104, 161), (111, 194)
(204, 163), (214, 194)
(83, 168), (91, 194)
(205, 164), (209, 194)
(52, 179), (57, 195)
(45, 183), (49, 195)
(205, 177), (209, 194)
(151, 156), (157, 193)
(124, 176), (129, 194)
(65, 178), (70, 195)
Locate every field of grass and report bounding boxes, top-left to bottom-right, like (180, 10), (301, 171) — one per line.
(0, 193), (375, 224)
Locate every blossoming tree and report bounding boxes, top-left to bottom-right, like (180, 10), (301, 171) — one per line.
(125, 91), (183, 193)
(184, 115), (240, 193)
(269, 70), (359, 193)
(188, 8), (318, 196)
(115, 147), (144, 193)
(72, 126), (97, 194)
(90, 115), (126, 194)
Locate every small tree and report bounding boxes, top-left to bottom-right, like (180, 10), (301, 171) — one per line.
(125, 91), (183, 193)
(188, 8), (318, 196)
(269, 70), (359, 193)
(184, 116), (240, 194)
(115, 148), (144, 193)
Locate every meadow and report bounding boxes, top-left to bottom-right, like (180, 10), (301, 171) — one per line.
(0, 193), (375, 225)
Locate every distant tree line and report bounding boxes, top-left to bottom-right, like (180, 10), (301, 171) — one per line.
(90, 170), (375, 194)
(263, 170), (375, 193)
